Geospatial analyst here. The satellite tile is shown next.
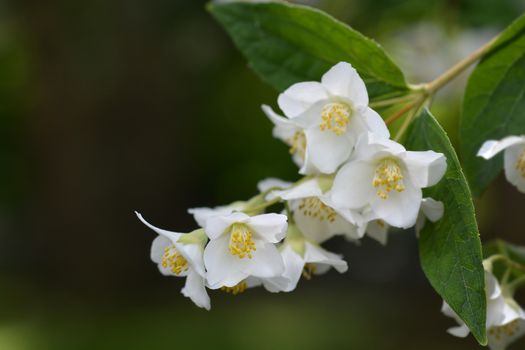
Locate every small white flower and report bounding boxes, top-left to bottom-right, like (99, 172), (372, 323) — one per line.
(203, 212), (287, 288)
(260, 224), (348, 292)
(259, 176), (365, 243)
(478, 135), (525, 193)
(329, 134), (447, 228)
(136, 212), (210, 310)
(442, 267), (525, 350)
(262, 62), (389, 175)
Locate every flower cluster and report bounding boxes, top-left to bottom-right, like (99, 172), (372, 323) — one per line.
(136, 62), (447, 310)
(443, 258), (525, 350)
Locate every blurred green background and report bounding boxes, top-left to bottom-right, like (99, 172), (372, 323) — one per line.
(0, 0), (525, 349)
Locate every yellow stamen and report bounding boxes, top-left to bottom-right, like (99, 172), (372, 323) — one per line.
(289, 130), (306, 160)
(320, 102), (351, 136)
(298, 197), (337, 222)
(489, 320), (520, 340)
(161, 245), (189, 275)
(302, 263), (317, 280)
(515, 147), (525, 178)
(373, 158), (405, 199)
(229, 223), (256, 259)
(221, 281), (248, 295)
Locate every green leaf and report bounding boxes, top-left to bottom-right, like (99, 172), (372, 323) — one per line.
(461, 13), (525, 196)
(405, 108), (486, 345)
(208, 1), (408, 99)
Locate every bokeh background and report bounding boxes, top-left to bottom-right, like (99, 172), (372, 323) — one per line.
(0, 0), (525, 349)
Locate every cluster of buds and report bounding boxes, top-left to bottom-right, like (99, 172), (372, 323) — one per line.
(136, 62), (448, 310)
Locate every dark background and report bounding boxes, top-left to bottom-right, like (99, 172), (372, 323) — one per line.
(0, 0), (524, 349)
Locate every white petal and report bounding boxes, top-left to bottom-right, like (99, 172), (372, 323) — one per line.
(176, 242), (206, 277)
(187, 205), (236, 227)
(203, 236), (249, 288)
(441, 302), (471, 338)
(264, 245), (304, 293)
(304, 127), (354, 174)
(257, 177), (293, 193)
(275, 178), (323, 201)
(447, 324), (471, 338)
(204, 212), (250, 240)
(304, 242), (348, 273)
(404, 151), (447, 188)
(247, 213), (288, 243)
(477, 136), (525, 159)
(421, 198), (444, 222)
(363, 107), (389, 139)
(278, 81), (328, 118)
(135, 212), (182, 242)
(181, 270), (211, 310)
(242, 241), (285, 278)
(330, 160), (376, 209)
(354, 132), (404, 159)
(150, 235), (170, 264)
(370, 181), (422, 228)
(261, 104), (299, 142)
(365, 220), (389, 245)
(320, 62), (368, 107)
(503, 143), (525, 193)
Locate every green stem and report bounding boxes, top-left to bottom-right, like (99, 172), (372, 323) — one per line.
(422, 34), (499, 95)
(369, 94), (416, 108)
(506, 275), (525, 293)
(393, 97), (426, 141)
(244, 197), (281, 214)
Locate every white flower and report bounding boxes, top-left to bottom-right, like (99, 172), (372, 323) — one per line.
(478, 136), (525, 193)
(136, 212), (210, 310)
(262, 62), (389, 175)
(329, 134), (446, 228)
(203, 212), (287, 288)
(259, 224), (348, 292)
(442, 267), (525, 350)
(259, 176), (365, 243)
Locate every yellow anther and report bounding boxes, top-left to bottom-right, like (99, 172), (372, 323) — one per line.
(161, 245), (189, 275)
(289, 130), (306, 160)
(373, 158), (405, 199)
(302, 263), (317, 280)
(229, 223), (256, 259)
(516, 147), (525, 178)
(489, 320), (520, 340)
(319, 102), (351, 136)
(298, 197), (337, 222)
(221, 281), (248, 295)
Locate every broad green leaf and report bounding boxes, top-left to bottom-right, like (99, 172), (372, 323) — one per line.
(461, 13), (525, 196)
(208, 2), (408, 99)
(406, 108), (486, 345)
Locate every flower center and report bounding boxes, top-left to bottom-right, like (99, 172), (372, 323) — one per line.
(489, 320), (521, 340)
(221, 281), (248, 295)
(302, 263), (317, 280)
(298, 197), (337, 222)
(229, 223), (256, 259)
(515, 147), (525, 178)
(161, 245), (189, 275)
(320, 102), (351, 136)
(289, 130), (306, 160)
(373, 158), (405, 199)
